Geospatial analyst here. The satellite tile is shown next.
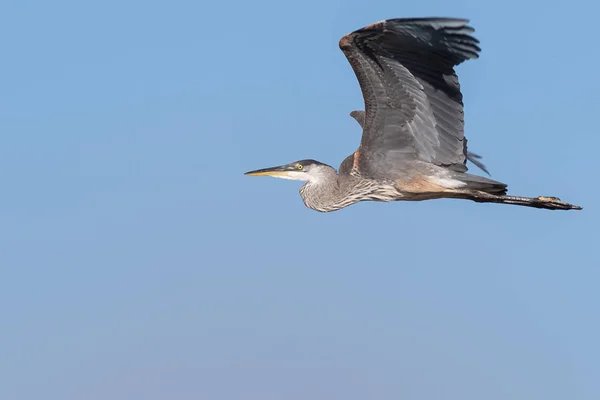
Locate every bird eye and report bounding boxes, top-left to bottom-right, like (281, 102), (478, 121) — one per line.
(296, 164), (303, 170)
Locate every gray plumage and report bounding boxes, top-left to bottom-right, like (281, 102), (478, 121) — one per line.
(349, 110), (490, 175)
(245, 18), (581, 212)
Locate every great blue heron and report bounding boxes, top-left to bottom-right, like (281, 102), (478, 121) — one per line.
(245, 18), (581, 212)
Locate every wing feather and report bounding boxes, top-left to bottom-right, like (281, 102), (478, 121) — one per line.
(348, 109), (490, 175)
(339, 18), (481, 178)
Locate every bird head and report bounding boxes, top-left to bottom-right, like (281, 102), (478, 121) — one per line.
(244, 159), (331, 182)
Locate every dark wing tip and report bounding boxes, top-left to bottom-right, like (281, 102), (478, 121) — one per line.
(345, 17), (482, 63)
(388, 17), (481, 62)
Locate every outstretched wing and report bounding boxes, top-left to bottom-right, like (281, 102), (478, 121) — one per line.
(339, 18), (480, 178)
(349, 110), (490, 175)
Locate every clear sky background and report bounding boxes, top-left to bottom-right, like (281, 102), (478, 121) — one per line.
(1, 1), (598, 399)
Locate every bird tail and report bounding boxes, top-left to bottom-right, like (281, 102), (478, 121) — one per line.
(455, 173), (508, 195)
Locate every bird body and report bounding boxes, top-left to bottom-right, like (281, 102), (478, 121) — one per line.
(293, 159), (502, 213)
(245, 18), (582, 212)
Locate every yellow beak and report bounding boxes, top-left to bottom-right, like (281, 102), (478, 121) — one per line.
(244, 166), (290, 177)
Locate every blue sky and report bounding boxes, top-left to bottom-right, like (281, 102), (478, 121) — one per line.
(1, 1), (598, 399)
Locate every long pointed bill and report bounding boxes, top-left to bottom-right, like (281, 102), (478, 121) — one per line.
(244, 165), (291, 178)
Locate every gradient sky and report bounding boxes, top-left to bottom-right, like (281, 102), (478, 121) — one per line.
(2, 1), (599, 399)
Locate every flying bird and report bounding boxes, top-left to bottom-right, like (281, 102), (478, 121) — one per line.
(245, 18), (581, 212)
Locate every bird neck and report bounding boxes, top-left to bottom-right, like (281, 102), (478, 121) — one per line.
(299, 168), (356, 212)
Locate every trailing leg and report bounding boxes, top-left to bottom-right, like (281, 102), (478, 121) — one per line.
(466, 191), (582, 210)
